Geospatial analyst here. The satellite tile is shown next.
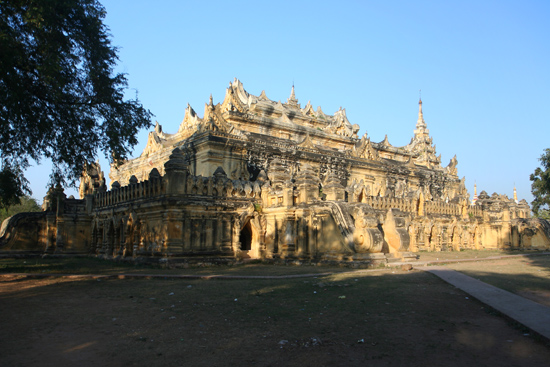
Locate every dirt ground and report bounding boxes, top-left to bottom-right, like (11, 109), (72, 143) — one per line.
(1, 265), (550, 367)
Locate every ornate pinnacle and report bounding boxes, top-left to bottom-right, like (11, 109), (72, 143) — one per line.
(287, 85), (299, 106)
(417, 98), (426, 129)
(413, 98), (429, 138)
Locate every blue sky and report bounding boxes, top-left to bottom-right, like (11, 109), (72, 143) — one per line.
(26, 0), (550, 205)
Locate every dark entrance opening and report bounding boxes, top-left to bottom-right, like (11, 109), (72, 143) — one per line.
(107, 223), (115, 256)
(91, 226), (99, 254)
(239, 221), (252, 251)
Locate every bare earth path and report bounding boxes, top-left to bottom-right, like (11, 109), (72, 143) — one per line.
(1, 254), (550, 366)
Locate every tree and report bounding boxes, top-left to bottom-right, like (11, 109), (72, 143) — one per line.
(530, 148), (550, 219)
(0, 0), (152, 207)
(0, 194), (40, 223)
(0, 160), (30, 209)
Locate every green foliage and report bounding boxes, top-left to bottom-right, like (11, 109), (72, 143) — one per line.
(0, 195), (40, 223)
(535, 209), (550, 220)
(0, 161), (30, 209)
(530, 148), (550, 217)
(0, 0), (152, 203)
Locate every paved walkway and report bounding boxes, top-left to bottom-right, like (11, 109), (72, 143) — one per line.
(418, 265), (550, 341)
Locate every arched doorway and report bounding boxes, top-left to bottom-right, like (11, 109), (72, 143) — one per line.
(356, 189), (363, 203)
(114, 224), (121, 257)
(106, 222), (115, 257)
(239, 221), (252, 251)
(125, 224), (133, 257)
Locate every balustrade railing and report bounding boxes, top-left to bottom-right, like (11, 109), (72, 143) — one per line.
(94, 178), (164, 208)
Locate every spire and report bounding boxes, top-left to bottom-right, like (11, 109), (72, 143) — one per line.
(413, 97), (429, 138)
(408, 96), (438, 168)
(416, 98), (427, 129)
(287, 84), (299, 107)
(471, 182), (478, 205)
(514, 185), (518, 204)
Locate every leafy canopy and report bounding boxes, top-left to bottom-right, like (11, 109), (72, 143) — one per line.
(0, 0), (152, 206)
(530, 148), (550, 219)
(0, 160), (30, 209)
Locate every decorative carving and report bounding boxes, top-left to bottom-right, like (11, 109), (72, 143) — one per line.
(446, 155), (458, 176)
(79, 161), (106, 198)
(354, 134), (380, 161)
(3, 80), (546, 262)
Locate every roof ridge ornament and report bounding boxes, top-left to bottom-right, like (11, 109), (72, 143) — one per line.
(259, 90), (269, 100)
(381, 134), (391, 147)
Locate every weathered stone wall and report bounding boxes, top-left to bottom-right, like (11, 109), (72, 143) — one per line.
(2, 161), (549, 261)
(0, 212), (47, 253)
(1, 80), (548, 262)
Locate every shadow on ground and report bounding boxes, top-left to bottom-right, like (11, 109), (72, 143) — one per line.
(1, 268), (549, 367)
(443, 254), (550, 307)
